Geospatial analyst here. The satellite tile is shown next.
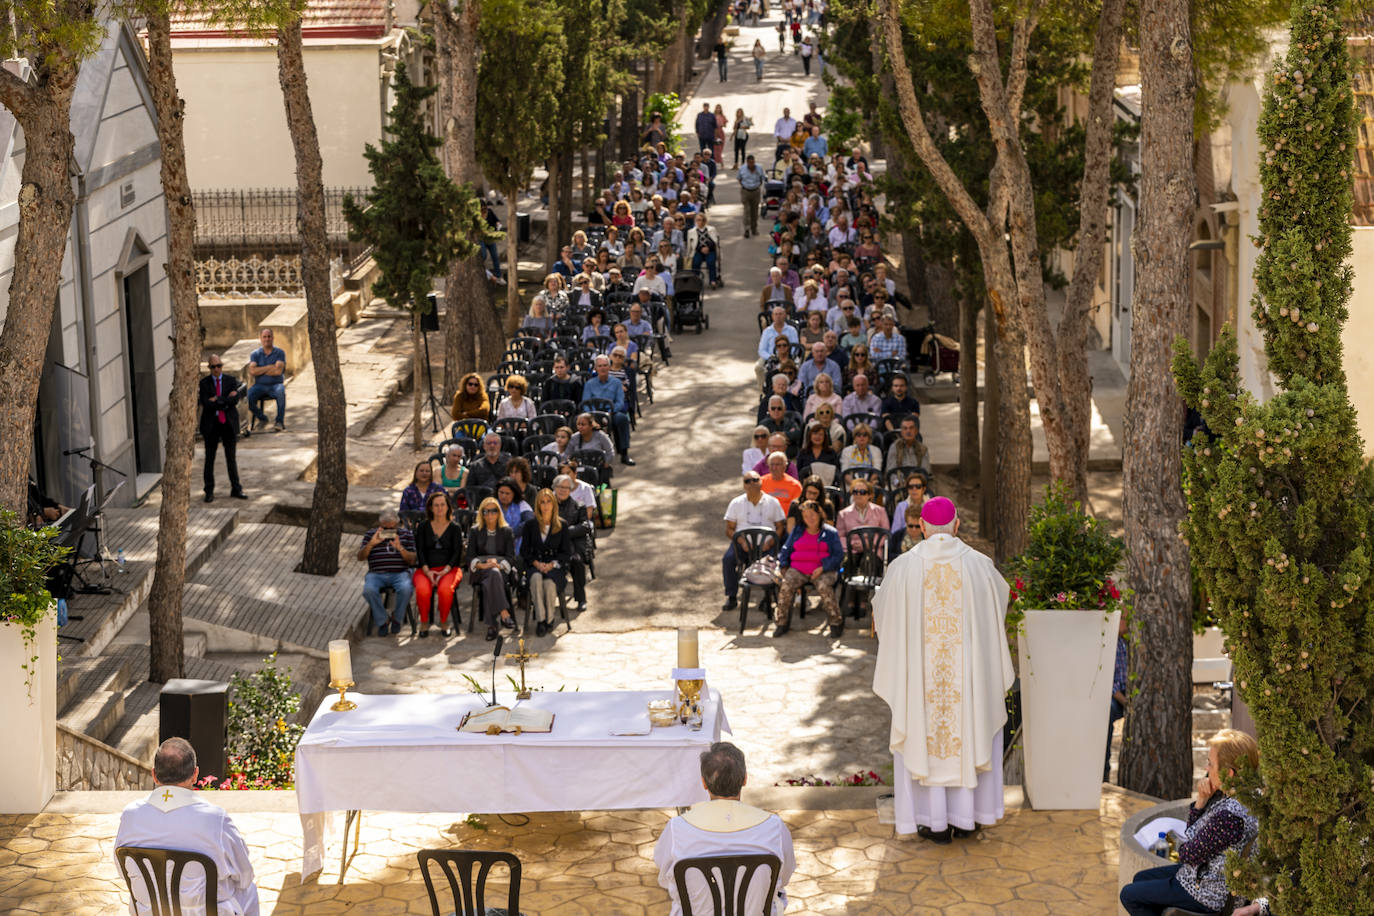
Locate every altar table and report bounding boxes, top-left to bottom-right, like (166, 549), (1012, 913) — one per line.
(295, 689), (730, 877)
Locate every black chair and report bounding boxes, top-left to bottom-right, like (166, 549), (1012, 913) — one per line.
(839, 526), (889, 623)
(522, 433), (556, 455)
(885, 464), (926, 490)
(529, 413), (567, 436)
(491, 417), (530, 442)
(571, 448), (611, 480)
(361, 584), (419, 636)
(530, 464), (557, 489)
(842, 412), (883, 436)
(732, 526), (781, 634)
(463, 485), (494, 509)
(672, 853), (782, 916)
(540, 398), (578, 420)
(116, 845), (219, 916)
(417, 849), (523, 916)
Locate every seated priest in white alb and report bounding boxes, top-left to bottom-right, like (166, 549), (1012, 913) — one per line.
(872, 496), (1015, 843)
(115, 737), (261, 915)
(654, 742), (796, 916)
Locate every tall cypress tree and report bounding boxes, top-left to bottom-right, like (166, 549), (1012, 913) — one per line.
(345, 61), (486, 446)
(1174, 2), (1373, 911)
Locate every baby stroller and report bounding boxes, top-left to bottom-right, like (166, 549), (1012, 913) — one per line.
(672, 270), (709, 334)
(916, 328), (960, 386)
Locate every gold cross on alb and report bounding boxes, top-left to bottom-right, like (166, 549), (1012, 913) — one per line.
(161, 790), (173, 802)
(503, 638), (539, 700)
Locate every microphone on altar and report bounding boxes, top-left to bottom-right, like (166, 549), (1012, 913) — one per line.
(488, 634), (505, 707)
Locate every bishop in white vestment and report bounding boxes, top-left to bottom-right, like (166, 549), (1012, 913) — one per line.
(114, 738), (260, 916)
(872, 497), (1015, 837)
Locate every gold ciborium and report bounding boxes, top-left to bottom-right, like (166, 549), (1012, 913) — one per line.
(672, 666), (705, 729)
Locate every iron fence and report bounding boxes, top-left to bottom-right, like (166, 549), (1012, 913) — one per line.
(192, 187), (371, 263)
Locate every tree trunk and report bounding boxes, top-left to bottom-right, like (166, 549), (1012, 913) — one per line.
(144, 11), (200, 684)
(880, 0), (1029, 560)
(1057, 0), (1127, 506)
(979, 300), (999, 536)
(558, 150), (574, 246)
(0, 75), (79, 515)
(545, 155), (561, 269)
(958, 296), (979, 484)
(278, 22), (348, 576)
(1117, 0), (1196, 800)
(620, 83), (639, 160)
(504, 186), (523, 332)
(436, 0), (502, 396)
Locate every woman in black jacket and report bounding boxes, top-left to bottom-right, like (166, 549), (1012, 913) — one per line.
(553, 474), (593, 613)
(413, 491), (463, 637)
(468, 496), (518, 640)
(520, 489), (573, 637)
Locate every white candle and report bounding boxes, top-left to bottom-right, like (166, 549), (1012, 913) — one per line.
(328, 640), (353, 684)
(677, 627), (699, 669)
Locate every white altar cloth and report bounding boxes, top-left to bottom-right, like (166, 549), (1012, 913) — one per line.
(295, 689), (729, 876)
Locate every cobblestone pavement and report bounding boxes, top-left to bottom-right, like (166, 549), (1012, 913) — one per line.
(0, 787), (1149, 915)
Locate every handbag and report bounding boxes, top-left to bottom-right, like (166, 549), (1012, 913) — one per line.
(743, 555), (781, 586)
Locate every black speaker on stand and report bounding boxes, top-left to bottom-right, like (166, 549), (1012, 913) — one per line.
(159, 678), (229, 785)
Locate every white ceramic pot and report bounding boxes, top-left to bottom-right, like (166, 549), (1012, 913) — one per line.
(1018, 608), (1120, 810)
(0, 613), (57, 812)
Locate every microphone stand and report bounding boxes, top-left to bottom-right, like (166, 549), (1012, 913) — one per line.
(488, 634), (505, 707)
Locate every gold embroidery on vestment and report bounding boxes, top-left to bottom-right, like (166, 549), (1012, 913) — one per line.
(923, 561), (963, 760)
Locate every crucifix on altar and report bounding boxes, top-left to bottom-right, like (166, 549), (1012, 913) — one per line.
(504, 638), (539, 700)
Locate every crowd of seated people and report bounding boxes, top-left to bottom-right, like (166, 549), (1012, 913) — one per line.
(366, 154), (705, 642)
(723, 126), (940, 637)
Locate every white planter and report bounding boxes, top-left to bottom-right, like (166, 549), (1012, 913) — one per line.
(1192, 625), (1231, 683)
(1019, 608), (1120, 810)
(0, 614), (57, 812)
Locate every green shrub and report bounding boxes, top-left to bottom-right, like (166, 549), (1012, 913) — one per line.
(219, 654), (306, 789)
(0, 509), (69, 696)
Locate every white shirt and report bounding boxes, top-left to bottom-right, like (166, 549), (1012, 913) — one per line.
(773, 116), (798, 142)
(115, 785), (260, 916)
(724, 492), (785, 529)
(570, 479), (597, 509)
(742, 447), (765, 475)
(633, 273), (667, 297)
(655, 801), (795, 916)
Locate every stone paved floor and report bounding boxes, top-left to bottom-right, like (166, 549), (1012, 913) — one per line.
(0, 788), (1149, 914)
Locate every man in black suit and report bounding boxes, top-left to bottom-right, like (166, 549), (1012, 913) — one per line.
(200, 355), (247, 502)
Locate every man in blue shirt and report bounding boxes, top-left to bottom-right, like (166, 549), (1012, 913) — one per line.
(797, 342), (841, 393)
(755, 306), (799, 387)
(581, 354), (635, 466)
(802, 125), (827, 160)
(246, 328), (287, 432)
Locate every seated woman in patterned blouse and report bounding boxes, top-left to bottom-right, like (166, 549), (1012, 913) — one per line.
(1119, 729), (1260, 916)
(400, 461), (446, 515)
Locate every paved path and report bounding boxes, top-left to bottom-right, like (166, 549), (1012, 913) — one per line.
(576, 19), (832, 633)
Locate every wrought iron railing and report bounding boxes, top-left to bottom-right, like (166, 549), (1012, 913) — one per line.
(192, 187), (373, 297)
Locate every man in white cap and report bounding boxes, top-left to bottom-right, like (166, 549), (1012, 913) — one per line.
(115, 737), (260, 914)
(872, 496), (1015, 843)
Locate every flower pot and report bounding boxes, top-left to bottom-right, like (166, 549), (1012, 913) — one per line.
(0, 614), (57, 812)
(1018, 608), (1120, 810)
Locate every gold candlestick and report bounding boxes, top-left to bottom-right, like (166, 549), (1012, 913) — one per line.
(330, 679), (357, 711)
(504, 639), (539, 700)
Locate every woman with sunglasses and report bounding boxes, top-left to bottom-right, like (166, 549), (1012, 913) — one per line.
(889, 502), (925, 559)
(888, 471), (932, 535)
(450, 371), (489, 423)
(469, 496), (517, 639)
(787, 475), (835, 534)
(742, 426), (771, 475)
(839, 424), (883, 490)
(809, 403), (847, 449)
(413, 490), (463, 637)
(495, 374), (537, 420)
(836, 478), (890, 556)
(845, 346), (875, 392)
(520, 489), (573, 637)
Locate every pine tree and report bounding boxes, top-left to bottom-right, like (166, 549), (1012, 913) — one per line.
(344, 61), (486, 447)
(1174, 3), (1374, 911)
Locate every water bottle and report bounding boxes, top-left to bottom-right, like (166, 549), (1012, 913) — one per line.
(116, 548), (127, 571)
(1148, 831), (1170, 859)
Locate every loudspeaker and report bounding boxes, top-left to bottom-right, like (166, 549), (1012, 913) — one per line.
(159, 678), (229, 784)
(421, 293), (441, 332)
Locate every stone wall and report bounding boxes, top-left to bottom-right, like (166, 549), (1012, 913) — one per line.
(57, 724), (154, 792)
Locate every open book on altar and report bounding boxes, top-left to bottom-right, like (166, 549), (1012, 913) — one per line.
(458, 706), (555, 735)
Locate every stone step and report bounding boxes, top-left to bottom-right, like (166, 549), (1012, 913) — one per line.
(184, 630), (208, 658)
(61, 690), (125, 746)
(103, 648), (247, 766)
(57, 654), (136, 717)
(179, 582), (362, 658)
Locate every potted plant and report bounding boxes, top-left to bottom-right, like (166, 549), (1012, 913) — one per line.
(1006, 484), (1126, 810)
(0, 509), (69, 813)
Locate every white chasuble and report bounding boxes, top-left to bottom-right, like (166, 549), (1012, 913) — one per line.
(872, 533), (1014, 790)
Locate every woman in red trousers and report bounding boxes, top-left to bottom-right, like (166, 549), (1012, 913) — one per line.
(413, 490), (463, 637)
